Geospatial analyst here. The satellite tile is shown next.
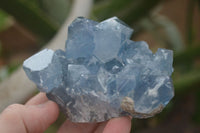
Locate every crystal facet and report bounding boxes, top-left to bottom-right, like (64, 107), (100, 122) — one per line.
(23, 17), (174, 122)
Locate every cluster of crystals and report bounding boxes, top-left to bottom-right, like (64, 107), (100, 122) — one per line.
(23, 17), (174, 122)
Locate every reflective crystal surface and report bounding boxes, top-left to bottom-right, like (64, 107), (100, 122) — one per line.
(23, 17), (174, 122)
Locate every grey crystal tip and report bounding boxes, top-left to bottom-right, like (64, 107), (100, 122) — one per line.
(23, 49), (54, 71)
(23, 49), (55, 92)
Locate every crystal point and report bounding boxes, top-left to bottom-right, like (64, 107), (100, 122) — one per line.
(23, 17), (174, 122)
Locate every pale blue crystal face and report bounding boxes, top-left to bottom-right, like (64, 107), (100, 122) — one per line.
(23, 17), (174, 122)
(23, 49), (68, 93)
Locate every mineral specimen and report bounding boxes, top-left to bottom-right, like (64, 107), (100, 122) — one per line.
(23, 17), (174, 123)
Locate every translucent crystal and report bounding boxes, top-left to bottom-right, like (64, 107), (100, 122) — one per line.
(23, 17), (174, 122)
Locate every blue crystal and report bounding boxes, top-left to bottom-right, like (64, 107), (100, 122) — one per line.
(66, 17), (97, 61)
(23, 17), (174, 122)
(23, 49), (68, 93)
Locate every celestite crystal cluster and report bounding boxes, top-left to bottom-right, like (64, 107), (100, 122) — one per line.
(23, 17), (174, 122)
